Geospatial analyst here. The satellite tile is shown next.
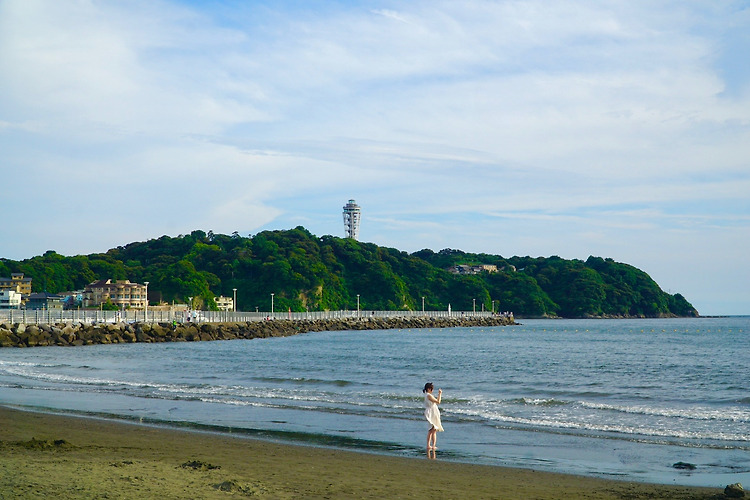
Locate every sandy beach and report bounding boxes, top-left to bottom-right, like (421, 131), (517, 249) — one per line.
(0, 406), (723, 499)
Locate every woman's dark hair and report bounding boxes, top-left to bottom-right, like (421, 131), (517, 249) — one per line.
(423, 382), (434, 393)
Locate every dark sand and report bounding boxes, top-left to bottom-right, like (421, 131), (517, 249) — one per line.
(0, 406), (723, 499)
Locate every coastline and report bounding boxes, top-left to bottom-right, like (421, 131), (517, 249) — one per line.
(0, 405), (722, 499)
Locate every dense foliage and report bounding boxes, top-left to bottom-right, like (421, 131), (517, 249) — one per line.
(0, 227), (697, 318)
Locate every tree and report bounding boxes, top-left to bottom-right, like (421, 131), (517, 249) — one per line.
(1, 228), (698, 318)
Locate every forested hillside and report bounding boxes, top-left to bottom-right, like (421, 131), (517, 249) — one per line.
(0, 227), (698, 318)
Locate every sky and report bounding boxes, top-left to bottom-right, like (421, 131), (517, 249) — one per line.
(1, 0), (748, 315)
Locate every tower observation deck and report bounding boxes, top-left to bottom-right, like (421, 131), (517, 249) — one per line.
(342, 199), (361, 240)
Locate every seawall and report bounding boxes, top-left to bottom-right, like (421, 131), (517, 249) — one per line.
(0, 315), (516, 348)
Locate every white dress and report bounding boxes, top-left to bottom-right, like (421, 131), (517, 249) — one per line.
(424, 394), (444, 431)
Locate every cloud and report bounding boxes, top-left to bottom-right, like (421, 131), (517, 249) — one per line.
(0, 0), (748, 314)
(0, 0), (268, 139)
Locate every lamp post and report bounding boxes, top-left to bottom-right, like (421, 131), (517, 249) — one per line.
(144, 281), (149, 322)
(232, 288), (237, 312)
(271, 293), (275, 319)
(422, 296), (425, 315)
(356, 294), (360, 317)
(473, 298), (476, 314)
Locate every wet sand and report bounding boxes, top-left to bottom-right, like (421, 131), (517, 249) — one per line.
(0, 406), (722, 499)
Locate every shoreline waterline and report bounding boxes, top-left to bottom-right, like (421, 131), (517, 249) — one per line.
(0, 405), (721, 499)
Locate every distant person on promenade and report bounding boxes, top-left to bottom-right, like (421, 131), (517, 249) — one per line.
(423, 382), (444, 450)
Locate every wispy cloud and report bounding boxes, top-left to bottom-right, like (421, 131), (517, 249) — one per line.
(0, 0), (748, 314)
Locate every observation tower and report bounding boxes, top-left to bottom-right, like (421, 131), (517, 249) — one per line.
(342, 199), (361, 240)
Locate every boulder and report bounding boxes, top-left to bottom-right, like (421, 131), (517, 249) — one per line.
(25, 324), (41, 338)
(62, 330), (77, 343)
(200, 323), (217, 334)
(150, 324), (168, 338)
(121, 330), (137, 343)
(725, 483), (745, 498)
(135, 330), (151, 342)
(672, 462), (696, 470)
(0, 328), (16, 347)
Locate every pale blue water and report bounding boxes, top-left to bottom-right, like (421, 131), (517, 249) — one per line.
(1, 317), (748, 488)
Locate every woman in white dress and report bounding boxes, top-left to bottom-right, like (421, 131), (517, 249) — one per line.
(423, 382), (443, 450)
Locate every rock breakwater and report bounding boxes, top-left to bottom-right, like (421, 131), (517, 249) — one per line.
(0, 316), (515, 348)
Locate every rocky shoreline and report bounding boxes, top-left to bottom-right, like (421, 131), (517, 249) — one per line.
(0, 315), (516, 348)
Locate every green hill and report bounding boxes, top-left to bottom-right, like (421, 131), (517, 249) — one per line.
(0, 227), (697, 318)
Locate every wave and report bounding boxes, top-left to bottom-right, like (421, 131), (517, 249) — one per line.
(1, 366), (140, 388)
(448, 406), (750, 445)
(253, 376), (358, 387)
(7, 361), (748, 438)
(0, 360), (74, 370)
(508, 397), (570, 407)
(459, 392), (750, 424)
(579, 401), (750, 423)
(194, 396), (416, 419)
(0, 366), (419, 416)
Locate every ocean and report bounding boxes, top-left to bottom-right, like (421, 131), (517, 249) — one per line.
(0, 317), (748, 488)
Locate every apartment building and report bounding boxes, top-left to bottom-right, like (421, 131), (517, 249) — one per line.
(83, 279), (148, 309)
(0, 273), (32, 295)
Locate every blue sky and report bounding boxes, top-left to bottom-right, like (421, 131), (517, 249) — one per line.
(1, 0), (748, 315)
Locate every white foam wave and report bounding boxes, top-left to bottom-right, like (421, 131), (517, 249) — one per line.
(580, 401), (750, 423)
(449, 406), (750, 443)
(1, 363), (414, 414)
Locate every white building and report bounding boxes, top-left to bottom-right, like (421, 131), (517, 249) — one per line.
(215, 295), (234, 312)
(0, 290), (22, 309)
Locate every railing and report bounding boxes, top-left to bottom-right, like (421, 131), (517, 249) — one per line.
(0, 308), (512, 325)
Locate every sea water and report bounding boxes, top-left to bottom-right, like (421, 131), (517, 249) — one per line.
(0, 317), (748, 488)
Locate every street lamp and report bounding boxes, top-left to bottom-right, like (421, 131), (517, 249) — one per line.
(232, 288), (237, 312)
(422, 296), (425, 315)
(356, 294), (360, 317)
(473, 298), (476, 314)
(271, 293), (275, 319)
(144, 281), (149, 322)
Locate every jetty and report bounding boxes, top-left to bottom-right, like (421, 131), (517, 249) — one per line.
(0, 313), (516, 348)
